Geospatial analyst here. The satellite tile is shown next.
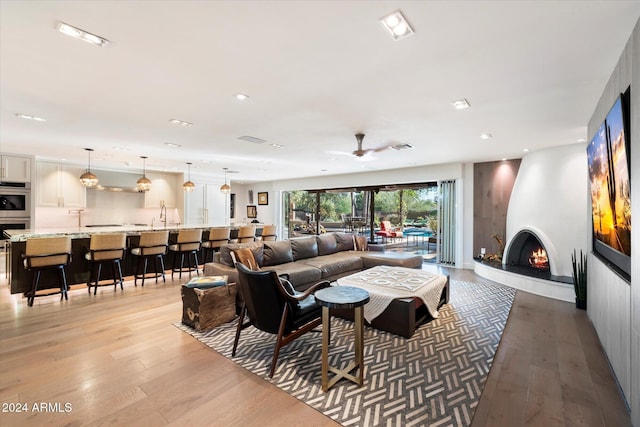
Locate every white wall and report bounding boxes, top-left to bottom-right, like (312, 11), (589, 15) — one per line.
(504, 144), (589, 278)
(587, 17), (638, 424)
(462, 162), (476, 269)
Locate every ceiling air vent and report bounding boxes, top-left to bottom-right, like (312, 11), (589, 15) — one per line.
(238, 136), (266, 144)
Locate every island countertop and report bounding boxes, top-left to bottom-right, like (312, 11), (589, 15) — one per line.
(3, 224), (256, 242)
(5, 224), (264, 295)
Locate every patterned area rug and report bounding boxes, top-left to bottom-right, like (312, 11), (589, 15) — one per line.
(176, 279), (515, 426)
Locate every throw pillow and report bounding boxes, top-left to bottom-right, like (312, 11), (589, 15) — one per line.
(335, 232), (355, 251)
(232, 247), (260, 271)
(317, 233), (338, 255)
(353, 235), (368, 251)
(263, 240), (294, 266)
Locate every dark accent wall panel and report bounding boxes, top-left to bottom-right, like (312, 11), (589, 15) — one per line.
(473, 159), (521, 259)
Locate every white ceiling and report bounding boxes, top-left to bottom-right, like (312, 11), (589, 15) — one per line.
(1, 1), (639, 184)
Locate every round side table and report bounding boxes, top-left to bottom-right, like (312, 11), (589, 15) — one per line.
(314, 286), (370, 392)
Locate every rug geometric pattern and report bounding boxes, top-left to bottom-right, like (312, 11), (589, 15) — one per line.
(176, 279), (515, 427)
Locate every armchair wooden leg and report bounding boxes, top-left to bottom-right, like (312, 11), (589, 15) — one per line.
(232, 305), (247, 357)
(269, 306), (290, 378)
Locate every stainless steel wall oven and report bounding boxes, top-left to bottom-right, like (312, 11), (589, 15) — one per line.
(0, 182), (31, 218)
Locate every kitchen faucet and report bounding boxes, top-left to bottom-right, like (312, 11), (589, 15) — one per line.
(159, 202), (167, 227)
(68, 209), (85, 227)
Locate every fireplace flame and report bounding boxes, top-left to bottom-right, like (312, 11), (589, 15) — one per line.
(528, 248), (549, 269)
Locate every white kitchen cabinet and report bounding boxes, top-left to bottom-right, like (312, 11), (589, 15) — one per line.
(184, 183), (205, 225)
(184, 182), (227, 226)
(144, 172), (178, 208)
(36, 162), (85, 207)
(1, 154), (31, 183)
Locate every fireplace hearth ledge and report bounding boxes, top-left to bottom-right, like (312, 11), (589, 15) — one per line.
(474, 261), (574, 302)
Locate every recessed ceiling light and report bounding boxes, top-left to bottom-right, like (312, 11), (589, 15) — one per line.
(234, 93), (249, 100)
(270, 143), (285, 149)
(451, 99), (471, 110)
(379, 10), (415, 40)
(164, 142), (182, 148)
(480, 133), (493, 140)
(16, 113), (46, 122)
(57, 22), (110, 47)
(169, 119), (193, 127)
(112, 146), (130, 151)
(577, 138), (586, 142)
(502, 158), (507, 161)
(523, 148), (529, 152)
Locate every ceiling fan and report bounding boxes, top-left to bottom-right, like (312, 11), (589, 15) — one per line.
(351, 133), (394, 157)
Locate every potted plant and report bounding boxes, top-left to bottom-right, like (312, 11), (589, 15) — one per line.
(571, 249), (587, 310)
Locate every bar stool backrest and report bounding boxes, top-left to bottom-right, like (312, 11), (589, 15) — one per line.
(208, 227), (230, 245)
(237, 225), (256, 242)
(137, 231), (169, 256)
(88, 233), (127, 261)
(24, 236), (72, 268)
(174, 229), (202, 251)
(261, 224), (277, 241)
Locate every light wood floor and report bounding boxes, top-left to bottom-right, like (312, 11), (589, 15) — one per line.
(0, 265), (631, 426)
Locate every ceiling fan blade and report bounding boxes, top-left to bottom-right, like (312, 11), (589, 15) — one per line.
(327, 150), (355, 157)
(372, 144), (394, 153)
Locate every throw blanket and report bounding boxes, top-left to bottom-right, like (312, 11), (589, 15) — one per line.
(336, 266), (447, 323)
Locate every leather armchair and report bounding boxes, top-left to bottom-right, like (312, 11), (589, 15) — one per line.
(233, 262), (330, 377)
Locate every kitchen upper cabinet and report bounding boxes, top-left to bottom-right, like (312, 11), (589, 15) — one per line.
(36, 162), (85, 207)
(144, 172), (178, 208)
(1, 154), (31, 183)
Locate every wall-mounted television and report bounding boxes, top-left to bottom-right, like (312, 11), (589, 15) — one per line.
(586, 87), (631, 281)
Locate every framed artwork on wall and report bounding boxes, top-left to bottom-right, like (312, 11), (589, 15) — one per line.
(247, 205), (257, 218)
(258, 192), (268, 205)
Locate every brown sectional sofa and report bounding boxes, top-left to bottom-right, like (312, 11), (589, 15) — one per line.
(203, 232), (423, 290)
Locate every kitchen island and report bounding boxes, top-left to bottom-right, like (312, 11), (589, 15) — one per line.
(4, 224), (263, 295)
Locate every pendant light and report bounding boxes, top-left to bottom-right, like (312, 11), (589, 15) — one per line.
(136, 156), (152, 192)
(79, 148), (99, 187)
(220, 167), (230, 194)
(182, 162), (195, 192)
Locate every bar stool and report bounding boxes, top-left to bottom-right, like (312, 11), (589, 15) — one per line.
(85, 233), (127, 295)
(237, 225), (256, 243)
(168, 229), (202, 279)
(22, 236), (72, 307)
(260, 224), (277, 241)
(131, 230), (169, 286)
(201, 227), (230, 263)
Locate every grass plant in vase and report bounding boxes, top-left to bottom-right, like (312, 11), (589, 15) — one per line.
(571, 249), (587, 310)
